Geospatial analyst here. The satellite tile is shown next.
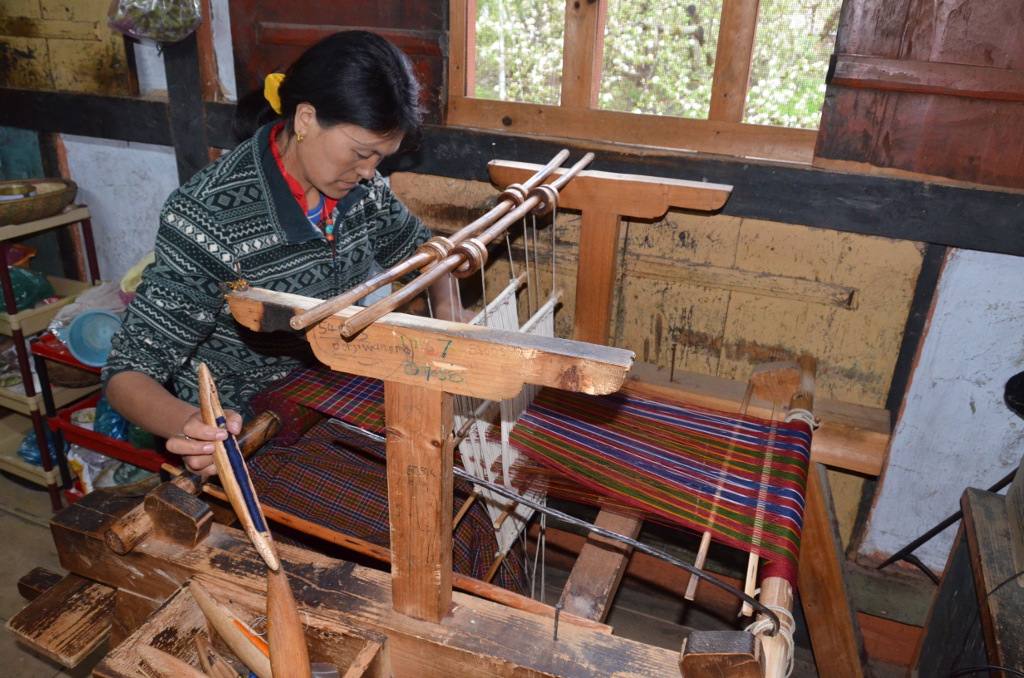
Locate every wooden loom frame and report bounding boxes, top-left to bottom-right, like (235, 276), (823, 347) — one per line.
(7, 160), (886, 677)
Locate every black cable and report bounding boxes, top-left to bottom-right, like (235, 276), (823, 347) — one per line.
(315, 417), (783, 634)
(450, 465), (783, 635)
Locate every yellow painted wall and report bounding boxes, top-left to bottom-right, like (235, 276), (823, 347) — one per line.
(0, 0), (135, 94)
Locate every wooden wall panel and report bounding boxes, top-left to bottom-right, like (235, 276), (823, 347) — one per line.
(0, 0), (135, 95)
(816, 0), (1024, 188)
(229, 1), (447, 122)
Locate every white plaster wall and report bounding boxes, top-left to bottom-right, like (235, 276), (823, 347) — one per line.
(63, 0), (237, 282)
(130, 0), (235, 98)
(859, 248), (1024, 572)
(63, 136), (179, 281)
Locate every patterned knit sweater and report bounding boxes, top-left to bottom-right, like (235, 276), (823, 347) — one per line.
(102, 123), (431, 416)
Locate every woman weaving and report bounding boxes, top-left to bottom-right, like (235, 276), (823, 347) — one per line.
(101, 31), (523, 589)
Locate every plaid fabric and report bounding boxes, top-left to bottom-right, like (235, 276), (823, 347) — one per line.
(252, 364), (384, 442)
(248, 417), (526, 592)
(509, 389), (811, 585)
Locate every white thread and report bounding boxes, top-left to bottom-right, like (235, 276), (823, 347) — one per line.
(784, 407), (818, 429)
(745, 604), (796, 677)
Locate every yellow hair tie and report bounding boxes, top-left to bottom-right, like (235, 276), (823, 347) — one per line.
(263, 73), (285, 115)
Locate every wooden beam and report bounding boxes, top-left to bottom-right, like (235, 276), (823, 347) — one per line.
(162, 32), (211, 183)
(226, 286), (634, 400)
(797, 463), (868, 678)
(708, 0), (760, 122)
(384, 381), (454, 622)
(560, 0), (605, 109)
(557, 509), (642, 622)
(447, 95), (817, 164)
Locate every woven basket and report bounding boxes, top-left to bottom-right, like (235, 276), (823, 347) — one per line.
(0, 179), (78, 227)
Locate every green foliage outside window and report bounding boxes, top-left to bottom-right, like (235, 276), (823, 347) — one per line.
(473, 0), (841, 129)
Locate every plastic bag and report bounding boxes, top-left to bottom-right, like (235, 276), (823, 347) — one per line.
(0, 266), (54, 314)
(108, 0), (202, 44)
(95, 396), (130, 441)
(49, 280), (128, 345)
(16, 426), (59, 466)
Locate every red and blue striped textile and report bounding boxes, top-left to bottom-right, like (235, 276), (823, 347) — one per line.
(253, 364), (811, 585)
(508, 388), (811, 585)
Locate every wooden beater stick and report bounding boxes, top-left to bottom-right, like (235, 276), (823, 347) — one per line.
(288, 150), (570, 330)
(339, 153), (594, 338)
(197, 363), (311, 678)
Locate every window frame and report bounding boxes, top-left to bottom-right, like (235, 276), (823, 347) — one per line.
(447, 0), (819, 164)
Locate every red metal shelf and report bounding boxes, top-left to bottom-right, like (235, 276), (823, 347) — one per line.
(50, 393), (176, 473)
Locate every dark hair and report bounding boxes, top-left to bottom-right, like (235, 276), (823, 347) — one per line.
(232, 31), (423, 144)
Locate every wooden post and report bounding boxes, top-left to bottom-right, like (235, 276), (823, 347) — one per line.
(384, 381), (455, 622)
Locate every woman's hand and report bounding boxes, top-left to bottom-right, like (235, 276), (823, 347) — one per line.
(165, 409), (244, 476)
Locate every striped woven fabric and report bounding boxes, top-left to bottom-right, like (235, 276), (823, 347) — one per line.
(255, 365), (811, 584)
(508, 388), (811, 585)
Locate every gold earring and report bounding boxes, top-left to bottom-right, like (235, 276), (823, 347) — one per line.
(296, 133), (304, 143)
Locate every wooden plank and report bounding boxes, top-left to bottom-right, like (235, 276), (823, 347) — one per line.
(560, 0), (605, 109)
(797, 462), (867, 678)
(53, 512), (681, 677)
(5, 573), (114, 668)
(487, 161), (733, 217)
(624, 254), (857, 309)
(830, 54), (1024, 103)
(448, 96), (817, 164)
(557, 509), (642, 622)
(962, 488), (1024, 670)
(384, 381), (454, 622)
(708, 0), (759, 122)
(1004, 452), (1024, 581)
(911, 527), (986, 676)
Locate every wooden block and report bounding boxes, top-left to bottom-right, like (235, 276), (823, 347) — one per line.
(145, 480), (213, 549)
(5, 573), (114, 668)
(962, 488), (1024, 670)
(679, 631), (763, 678)
(16, 566), (64, 601)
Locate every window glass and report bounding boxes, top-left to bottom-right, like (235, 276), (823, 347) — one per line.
(600, 0), (721, 119)
(473, 0), (566, 105)
(745, 0), (841, 128)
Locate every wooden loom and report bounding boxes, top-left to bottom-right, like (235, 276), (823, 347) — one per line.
(6, 156), (888, 677)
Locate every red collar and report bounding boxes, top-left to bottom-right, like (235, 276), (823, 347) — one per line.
(270, 123), (338, 221)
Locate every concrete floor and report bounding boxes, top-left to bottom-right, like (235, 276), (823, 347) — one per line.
(0, 471), (907, 677)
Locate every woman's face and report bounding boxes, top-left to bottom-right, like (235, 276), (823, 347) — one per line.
(291, 104), (404, 200)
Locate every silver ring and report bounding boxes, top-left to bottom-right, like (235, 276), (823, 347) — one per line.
(180, 434), (194, 441)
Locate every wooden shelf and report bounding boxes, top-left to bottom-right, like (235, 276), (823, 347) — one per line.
(0, 276), (95, 336)
(0, 414), (59, 487)
(0, 382), (98, 416)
